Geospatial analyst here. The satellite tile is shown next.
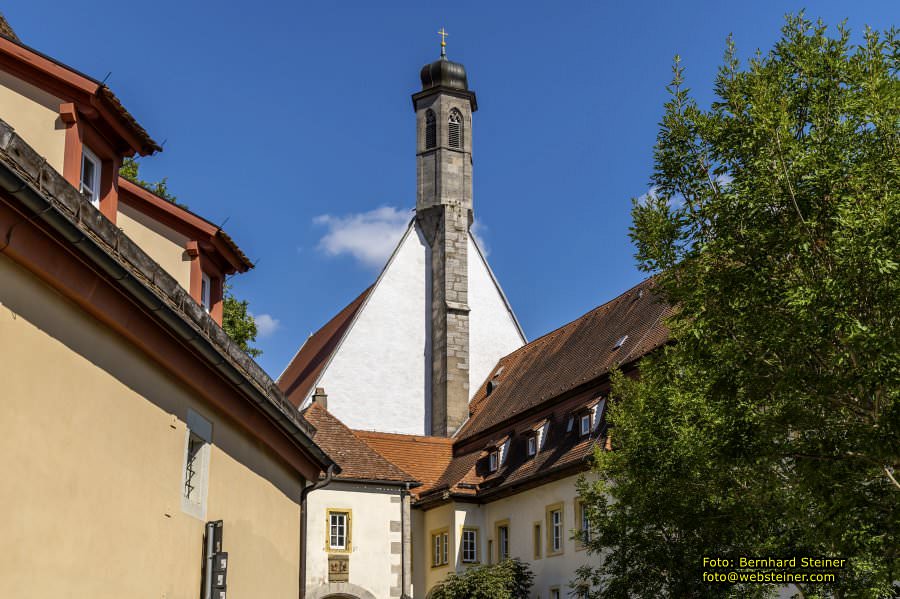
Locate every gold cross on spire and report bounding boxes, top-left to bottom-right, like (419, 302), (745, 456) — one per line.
(437, 27), (448, 56)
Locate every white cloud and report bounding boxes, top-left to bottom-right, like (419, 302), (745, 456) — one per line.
(252, 313), (281, 338)
(471, 219), (490, 256)
(314, 206), (411, 269)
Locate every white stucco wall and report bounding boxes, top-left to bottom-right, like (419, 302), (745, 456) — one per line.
(416, 474), (596, 599)
(309, 223), (524, 435)
(306, 481), (404, 599)
(314, 223), (429, 433)
(467, 235), (526, 395)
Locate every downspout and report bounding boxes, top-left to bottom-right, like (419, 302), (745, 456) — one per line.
(300, 464), (337, 599)
(401, 482), (412, 599)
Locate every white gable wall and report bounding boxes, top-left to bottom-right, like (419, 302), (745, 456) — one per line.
(306, 222), (525, 435)
(313, 223), (429, 433)
(467, 235), (526, 400)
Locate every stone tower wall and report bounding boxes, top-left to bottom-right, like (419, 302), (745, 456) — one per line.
(414, 91), (474, 436)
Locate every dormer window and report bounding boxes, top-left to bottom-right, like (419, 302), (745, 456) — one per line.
(527, 435), (537, 457)
(200, 273), (212, 313)
(579, 413), (592, 436)
(488, 450), (499, 472)
(80, 146), (101, 207)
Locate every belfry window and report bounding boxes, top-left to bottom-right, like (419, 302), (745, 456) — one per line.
(448, 109), (463, 148)
(425, 109), (436, 149)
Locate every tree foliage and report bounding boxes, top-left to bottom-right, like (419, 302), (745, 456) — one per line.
(430, 559), (534, 599)
(221, 282), (261, 358)
(119, 156), (180, 205)
(578, 15), (899, 599)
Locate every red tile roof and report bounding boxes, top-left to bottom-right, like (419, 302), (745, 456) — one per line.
(302, 403), (416, 484)
(354, 430), (455, 496)
(459, 277), (671, 442)
(278, 286), (372, 407)
(420, 277), (673, 503)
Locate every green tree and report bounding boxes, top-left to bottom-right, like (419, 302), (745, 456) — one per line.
(221, 282), (262, 358)
(430, 559), (534, 599)
(577, 15), (898, 599)
(119, 156), (180, 205)
(120, 159), (261, 357)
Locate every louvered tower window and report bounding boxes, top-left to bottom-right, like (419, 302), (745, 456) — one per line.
(448, 109), (463, 148)
(425, 109), (436, 149)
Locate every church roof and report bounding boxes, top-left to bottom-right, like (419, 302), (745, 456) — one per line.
(353, 430), (455, 497)
(302, 402), (417, 485)
(277, 285), (373, 407)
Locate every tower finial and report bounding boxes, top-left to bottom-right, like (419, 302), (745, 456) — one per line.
(437, 27), (448, 57)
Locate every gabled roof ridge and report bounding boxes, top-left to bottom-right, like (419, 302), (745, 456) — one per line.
(303, 402), (417, 483)
(353, 429), (454, 444)
(505, 275), (659, 360)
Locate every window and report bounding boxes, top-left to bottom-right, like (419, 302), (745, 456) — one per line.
(533, 522), (542, 559)
(575, 498), (591, 548)
(579, 413), (592, 436)
(328, 510), (351, 551)
(497, 522), (510, 561)
(425, 109), (436, 149)
(183, 434), (204, 500)
(200, 273), (212, 313)
(448, 109), (463, 148)
(181, 409), (211, 519)
(80, 146), (101, 207)
(546, 502), (564, 556)
(527, 434), (537, 456)
(549, 588), (561, 599)
(431, 529), (449, 567)
(488, 450), (499, 472)
(461, 527), (479, 563)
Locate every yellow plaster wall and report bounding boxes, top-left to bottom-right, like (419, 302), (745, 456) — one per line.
(415, 473), (596, 598)
(0, 69), (66, 172)
(0, 254), (303, 598)
(117, 202), (192, 290)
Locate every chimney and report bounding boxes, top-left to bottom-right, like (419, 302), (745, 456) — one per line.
(311, 387), (328, 410)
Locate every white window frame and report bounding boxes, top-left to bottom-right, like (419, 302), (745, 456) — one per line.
(328, 510), (350, 551)
(431, 530), (449, 567)
(181, 409), (212, 519)
(80, 146), (101, 208)
(201, 273), (212, 313)
(581, 502), (591, 543)
(498, 524), (509, 560)
(527, 435), (537, 456)
(552, 509), (562, 553)
(461, 528), (478, 563)
(488, 450), (499, 472)
(579, 413), (592, 436)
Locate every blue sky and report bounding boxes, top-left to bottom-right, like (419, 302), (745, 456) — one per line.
(6, 1), (895, 376)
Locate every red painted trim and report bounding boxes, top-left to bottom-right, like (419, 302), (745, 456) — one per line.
(60, 105), (82, 189)
(81, 120), (120, 224)
(0, 36), (157, 156)
(0, 197), (322, 482)
(119, 177), (252, 275)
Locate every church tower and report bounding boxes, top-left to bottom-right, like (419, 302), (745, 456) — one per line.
(413, 36), (478, 436)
